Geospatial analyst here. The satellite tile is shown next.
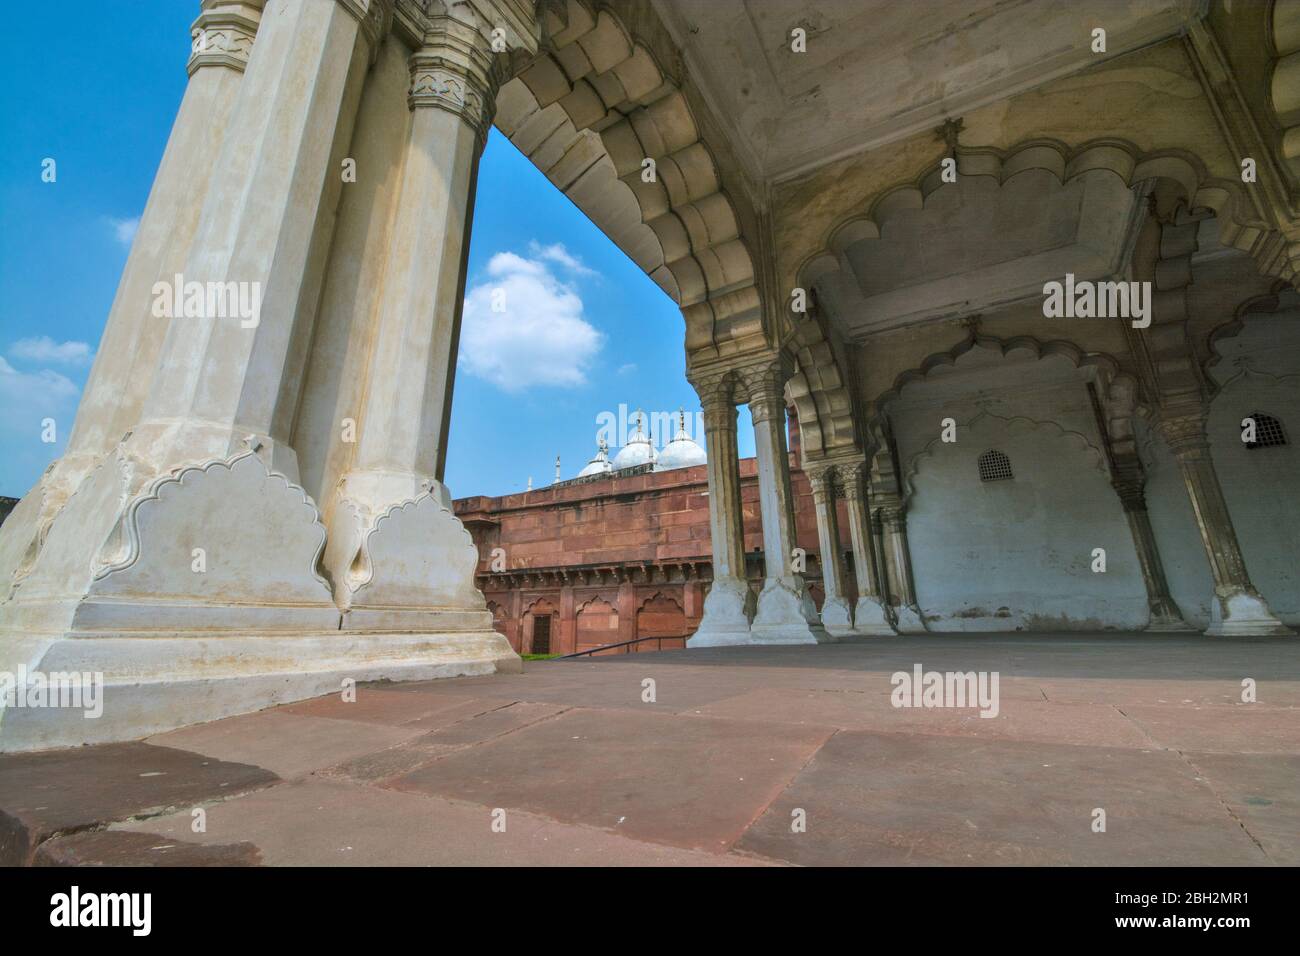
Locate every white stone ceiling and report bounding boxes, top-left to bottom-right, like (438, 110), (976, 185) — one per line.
(650, 0), (1203, 183)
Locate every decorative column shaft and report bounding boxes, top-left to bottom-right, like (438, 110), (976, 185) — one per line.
(133, 0), (383, 476)
(1158, 413), (1291, 635)
(0, 1), (267, 602)
(808, 466), (853, 637)
(745, 362), (824, 644)
(687, 375), (754, 645)
(325, 13), (504, 612)
(67, 0), (267, 469)
(1112, 464), (1192, 631)
(879, 498), (926, 633)
(842, 463), (895, 635)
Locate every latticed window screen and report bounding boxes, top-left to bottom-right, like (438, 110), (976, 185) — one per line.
(1244, 412), (1287, 450)
(977, 449), (1014, 482)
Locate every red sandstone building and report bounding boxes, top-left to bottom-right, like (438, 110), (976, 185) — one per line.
(453, 414), (845, 656)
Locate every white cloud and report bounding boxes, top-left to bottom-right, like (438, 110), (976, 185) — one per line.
(527, 240), (596, 276)
(8, 336), (93, 367)
(0, 355), (80, 427)
(107, 216), (140, 246)
(460, 251), (603, 392)
(617, 363), (637, 375)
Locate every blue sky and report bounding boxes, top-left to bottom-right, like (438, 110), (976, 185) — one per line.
(0, 2), (752, 501)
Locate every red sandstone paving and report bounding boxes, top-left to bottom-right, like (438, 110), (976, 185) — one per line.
(376, 666), (787, 714)
(8, 637), (1300, 866)
(1112, 703), (1300, 754)
(733, 731), (1269, 866)
(315, 703), (574, 786)
(148, 711), (427, 779)
(279, 687), (515, 728)
(1182, 753), (1300, 865)
(114, 778), (767, 866)
(411, 700), (570, 741)
(0, 742), (278, 866)
(1034, 677), (1300, 706)
(33, 830), (262, 867)
(691, 687), (1155, 748)
(384, 707), (835, 852)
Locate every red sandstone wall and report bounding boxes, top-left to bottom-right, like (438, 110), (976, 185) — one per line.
(455, 453), (852, 654)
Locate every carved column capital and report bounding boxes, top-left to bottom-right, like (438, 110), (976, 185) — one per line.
(740, 359), (792, 425)
(840, 465), (868, 503)
(806, 465), (838, 505)
(1157, 411), (1209, 456)
(338, 0), (394, 59)
(689, 370), (737, 416)
(878, 501), (907, 532)
(188, 1), (264, 75)
(408, 13), (505, 149)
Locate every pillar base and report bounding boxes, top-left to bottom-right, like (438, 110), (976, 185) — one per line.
(852, 597), (897, 636)
(1145, 616), (1197, 633)
(688, 577), (754, 647)
(891, 604), (927, 634)
(749, 579), (829, 644)
(1204, 590), (1294, 637)
(0, 628), (519, 752)
(0, 451), (519, 750)
(820, 596), (855, 640)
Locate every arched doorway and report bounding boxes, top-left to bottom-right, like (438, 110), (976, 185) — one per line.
(523, 599), (559, 656)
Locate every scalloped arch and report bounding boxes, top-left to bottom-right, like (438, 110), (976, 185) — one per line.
(496, 0), (759, 355)
(1203, 284), (1298, 389)
(903, 410), (1108, 498)
(785, 313), (861, 459)
(872, 334), (1122, 420)
(796, 139), (1265, 291)
(576, 594), (618, 616)
(636, 590), (683, 614)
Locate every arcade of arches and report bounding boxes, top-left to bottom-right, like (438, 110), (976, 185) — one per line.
(1, 0), (1298, 750)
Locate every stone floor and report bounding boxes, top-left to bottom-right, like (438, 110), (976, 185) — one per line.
(2, 633), (1298, 866)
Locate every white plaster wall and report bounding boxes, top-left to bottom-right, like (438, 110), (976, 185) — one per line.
(1208, 375), (1300, 624)
(1140, 310), (1300, 627)
(904, 413), (1147, 631)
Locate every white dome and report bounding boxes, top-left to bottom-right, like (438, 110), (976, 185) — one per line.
(657, 419), (707, 470)
(577, 440), (613, 477)
(612, 413), (656, 470)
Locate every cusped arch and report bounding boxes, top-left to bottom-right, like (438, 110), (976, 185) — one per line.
(796, 139), (1267, 292)
(635, 590), (682, 614)
(576, 594), (617, 616)
(903, 410), (1108, 498)
(785, 312), (861, 459)
(1204, 284), (1300, 390)
(497, 0), (759, 357)
(872, 334), (1122, 420)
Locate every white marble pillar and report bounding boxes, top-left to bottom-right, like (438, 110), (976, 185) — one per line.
(1159, 412), (1292, 635)
(688, 374), (755, 645)
(130, 0), (383, 476)
(745, 363), (826, 644)
(878, 497), (926, 633)
(807, 466), (853, 638)
(0, 0), (266, 604)
(1111, 463), (1193, 631)
(325, 15), (506, 629)
(842, 462), (896, 635)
